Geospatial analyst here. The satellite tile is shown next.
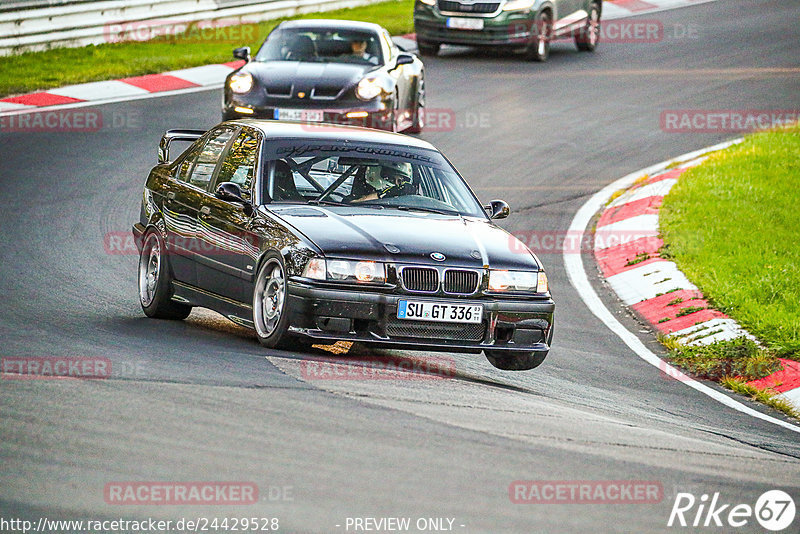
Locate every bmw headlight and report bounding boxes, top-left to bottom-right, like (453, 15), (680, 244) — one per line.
(229, 71), (253, 94)
(488, 270), (548, 293)
(356, 77), (384, 101)
(502, 0), (536, 11)
(303, 258), (387, 284)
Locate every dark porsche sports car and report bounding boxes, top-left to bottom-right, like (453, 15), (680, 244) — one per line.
(133, 120), (555, 370)
(223, 19), (425, 133)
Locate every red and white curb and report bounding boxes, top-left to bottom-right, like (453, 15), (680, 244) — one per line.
(0, 61), (245, 115)
(593, 153), (800, 411)
(565, 140), (799, 434)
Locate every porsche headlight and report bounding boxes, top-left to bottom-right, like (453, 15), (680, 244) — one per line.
(418, 0), (436, 5)
(488, 270), (548, 293)
(229, 71), (253, 94)
(502, 0), (536, 11)
(356, 77), (383, 101)
(302, 258), (386, 284)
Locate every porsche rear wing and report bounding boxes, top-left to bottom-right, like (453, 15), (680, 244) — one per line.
(158, 129), (206, 164)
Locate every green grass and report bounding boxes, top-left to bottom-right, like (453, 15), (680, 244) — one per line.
(0, 0), (414, 97)
(721, 377), (800, 419)
(660, 123), (800, 359)
(667, 337), (781, 381)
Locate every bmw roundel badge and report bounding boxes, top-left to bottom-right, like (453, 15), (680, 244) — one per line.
(430, 252), (446, 262)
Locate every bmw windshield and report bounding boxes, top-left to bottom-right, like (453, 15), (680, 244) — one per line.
(261, 140), (487, 218)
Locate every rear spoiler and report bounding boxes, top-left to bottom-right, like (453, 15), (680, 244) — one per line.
(158, 129), (206, 164)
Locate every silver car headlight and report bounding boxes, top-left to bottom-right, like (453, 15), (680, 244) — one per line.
(229, 71), (254, 94)
(488, 270), (548, 293)
(356, 77), (384, 101)
(303, 258), (387, 284)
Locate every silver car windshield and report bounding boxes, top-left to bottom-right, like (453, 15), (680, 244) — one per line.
(255, 28), (383, 66)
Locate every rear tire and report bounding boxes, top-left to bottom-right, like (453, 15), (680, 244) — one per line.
(524, 11), (552, 62)
(575, 2), (601, 52)
(138, 230), (192, 320)
(417, 40), (440, 57)
(484, 350), (547, 371)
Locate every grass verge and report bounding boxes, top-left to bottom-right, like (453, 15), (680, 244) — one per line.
(660, 123), (800, 360)
(720, 377), (800, 419)
(0, 0), (414, 98)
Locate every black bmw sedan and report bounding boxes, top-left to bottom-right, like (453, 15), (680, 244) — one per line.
(222, 19), (425, 133)
(133, 120), (554, 370)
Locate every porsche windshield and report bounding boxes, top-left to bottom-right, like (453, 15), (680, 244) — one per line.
(255, 28), (384, 66)
(261, 141), (487, 218)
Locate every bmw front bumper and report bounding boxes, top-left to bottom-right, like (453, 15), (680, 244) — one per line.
(286, 280), (555, 353)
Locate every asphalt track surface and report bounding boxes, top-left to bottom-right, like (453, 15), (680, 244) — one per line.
(2, 1), (800, 532)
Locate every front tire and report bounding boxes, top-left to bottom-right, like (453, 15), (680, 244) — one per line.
(417, 40), (440, 57)
(575, 2), (601, 52)
(484, 350), (548, 371)
(138, 230), (192, 320)
(524, 11), (552, 62)
(407, 75), (425, 134)
(253, 253), (293, 349)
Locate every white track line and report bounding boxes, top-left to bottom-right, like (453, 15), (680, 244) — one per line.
(564, 139), (800, 434)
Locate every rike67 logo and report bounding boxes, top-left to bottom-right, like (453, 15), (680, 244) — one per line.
(668, 490), (795, 531)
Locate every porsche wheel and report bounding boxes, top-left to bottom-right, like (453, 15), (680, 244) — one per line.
(407, 75), (425, 134)
(138, 230), (192, 320)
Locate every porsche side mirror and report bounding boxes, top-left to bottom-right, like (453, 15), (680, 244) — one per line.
(390, 54), (414, 71)
(216, 182), (253, 215)
(233, 46), (251, 62)
(485, 199), (510, 220)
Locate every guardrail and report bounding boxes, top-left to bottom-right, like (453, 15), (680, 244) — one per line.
(0, 0), (385, 56)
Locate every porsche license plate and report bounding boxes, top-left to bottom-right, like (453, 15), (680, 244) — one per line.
(446, 17), (485, 31)
(397, 301), (483, 324)
(274, 109), (324, 122)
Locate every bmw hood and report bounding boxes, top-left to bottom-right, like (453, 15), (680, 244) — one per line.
(267, 206), (541, 271)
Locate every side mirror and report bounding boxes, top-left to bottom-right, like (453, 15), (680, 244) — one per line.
(233, 46), (251, 62)
(485, 199), (510, 220)
(216, 182), (253, 215)
(390, 53), (414, 71)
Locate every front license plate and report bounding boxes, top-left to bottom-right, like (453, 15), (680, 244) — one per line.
(397, 301), (483, 324)
(274, 109), (324, 122)
(446, 17), (485, 31)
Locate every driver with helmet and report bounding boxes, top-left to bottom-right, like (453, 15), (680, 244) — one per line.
(348, 161), (415, 202)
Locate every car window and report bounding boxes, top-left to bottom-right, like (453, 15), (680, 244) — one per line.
(190, 128), (236, 190)
(175, 141), (204, 182)
(215, 129), (259, 198)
